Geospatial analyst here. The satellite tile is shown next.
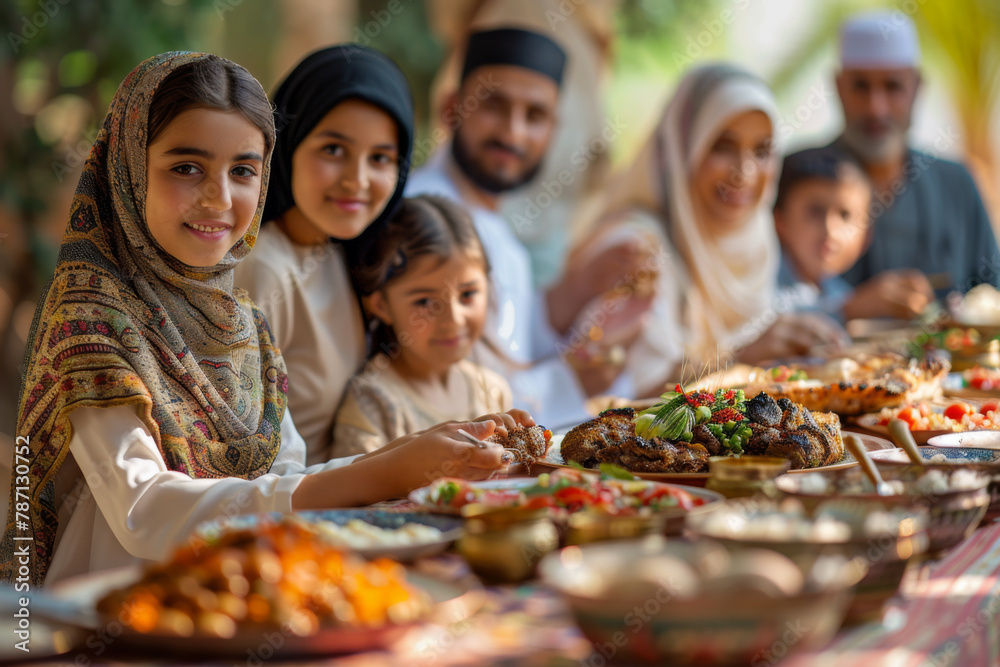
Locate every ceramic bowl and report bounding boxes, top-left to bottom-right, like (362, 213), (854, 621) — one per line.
(776, 466), (990, 558)
(538, 537), (861, 665)
(686, 498), (929, 624)
(872, 445), (1000, 524)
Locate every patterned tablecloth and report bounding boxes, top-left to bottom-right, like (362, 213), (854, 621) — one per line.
(322, 524), (1000, 667)
(784, 521), (1000, 667)
(20, 521), (1000, 666)
(368, 504), (1000, 667)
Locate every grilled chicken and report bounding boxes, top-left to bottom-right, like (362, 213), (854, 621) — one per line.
(746, 355), (949, 415)
(741, 393), (844, 468)
(561, 394), (844, 474)
(562, 408), (712, 473)
(486, 425), (550, 467)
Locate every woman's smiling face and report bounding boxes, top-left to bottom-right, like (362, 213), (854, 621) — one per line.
(286, 99), (400, 242)
(145, 107), (265, 267)
(690, 109), (775, 236)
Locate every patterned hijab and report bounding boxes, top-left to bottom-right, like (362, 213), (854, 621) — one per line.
(617, 63), (782, 359)
(3, 52), (283, 585)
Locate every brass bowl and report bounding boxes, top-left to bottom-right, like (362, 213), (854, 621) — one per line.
(565, 510), (666, 545)
(949, 340), (1000, 372)
(706, 456), (792, 499)
(457, 505), (559, 583)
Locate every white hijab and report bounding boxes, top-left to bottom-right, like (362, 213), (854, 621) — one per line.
(625, 64), (781, 365)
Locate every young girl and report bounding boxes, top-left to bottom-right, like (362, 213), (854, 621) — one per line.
(333, 196), (512, 457)
(234, 45), (416, 464)
(3, 52), (521, 586)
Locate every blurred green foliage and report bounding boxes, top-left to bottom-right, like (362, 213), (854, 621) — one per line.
(617, 0), (722, 65)
(357, 0), (444, 162)
(1, 0), (219, 285)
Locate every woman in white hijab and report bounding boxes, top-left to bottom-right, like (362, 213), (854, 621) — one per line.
(575, 64), (846, 395)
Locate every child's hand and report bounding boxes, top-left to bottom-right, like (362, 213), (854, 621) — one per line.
(388, 420), (508, 492)
(842, 270), (934, 320)
(295, 420), (507, 509)
(471, 409), (536, 436)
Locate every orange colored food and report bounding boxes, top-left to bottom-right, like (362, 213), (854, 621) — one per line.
(96, 519), (428, 638)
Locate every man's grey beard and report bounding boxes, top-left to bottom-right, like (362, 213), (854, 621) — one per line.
(842, 123), (909, 165)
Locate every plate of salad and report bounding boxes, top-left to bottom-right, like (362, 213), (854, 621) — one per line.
(942, 366), (1000, 399)
(409, 468), (723, 535)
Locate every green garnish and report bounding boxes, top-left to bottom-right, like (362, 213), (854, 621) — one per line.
(435, 480), (461, 504)
(598, 463), (635, 481)
(633, 385), (748, 442)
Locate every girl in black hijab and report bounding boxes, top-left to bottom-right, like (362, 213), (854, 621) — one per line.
(235, 45), (416, 462)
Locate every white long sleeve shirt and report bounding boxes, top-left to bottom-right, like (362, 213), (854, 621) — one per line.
(45, 404), (356, 585)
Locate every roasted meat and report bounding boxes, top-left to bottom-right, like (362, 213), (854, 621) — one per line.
(561, 408), (711, 473)
(487, 425), (550, 468)
(560, 408), (637, 468)
(691, 424), (723, 456)
(745, 392), (783, 426)
(561, 394), (844, 474)
(740, 393), (844, 468)
(745, 354), (949, 415)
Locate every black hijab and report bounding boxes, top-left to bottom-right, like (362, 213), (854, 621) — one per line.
(264, 45), (414, 258)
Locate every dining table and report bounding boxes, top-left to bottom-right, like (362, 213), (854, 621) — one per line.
(12, 508), (1000, 667)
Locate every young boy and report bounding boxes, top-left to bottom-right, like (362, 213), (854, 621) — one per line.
(774, 147), (933, 322)
(774, 147), (871, 321)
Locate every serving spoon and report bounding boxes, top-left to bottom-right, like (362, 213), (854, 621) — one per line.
(887, 418), (926, 467)
(845, 433), (894, 496)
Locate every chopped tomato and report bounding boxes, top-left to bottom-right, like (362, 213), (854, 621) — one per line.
(944, 402), (974, 421)
(980, 400), (1000, 415)
(554, 486), (595, 510)
(896, 406), (919, 427)
(524, 495), (557, 510)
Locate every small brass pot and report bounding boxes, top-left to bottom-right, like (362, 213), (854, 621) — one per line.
(706, 456), (792, 499)
(565, 510), (666, 546)
(458, 504), (559, 583)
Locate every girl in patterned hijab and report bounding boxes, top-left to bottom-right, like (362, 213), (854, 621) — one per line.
(4, 52), (513, 585)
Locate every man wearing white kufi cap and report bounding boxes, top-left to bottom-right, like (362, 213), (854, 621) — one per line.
(830, 10), (999, 311)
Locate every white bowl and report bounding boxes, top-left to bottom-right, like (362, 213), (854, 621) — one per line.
(927, 431), (1000, 449)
